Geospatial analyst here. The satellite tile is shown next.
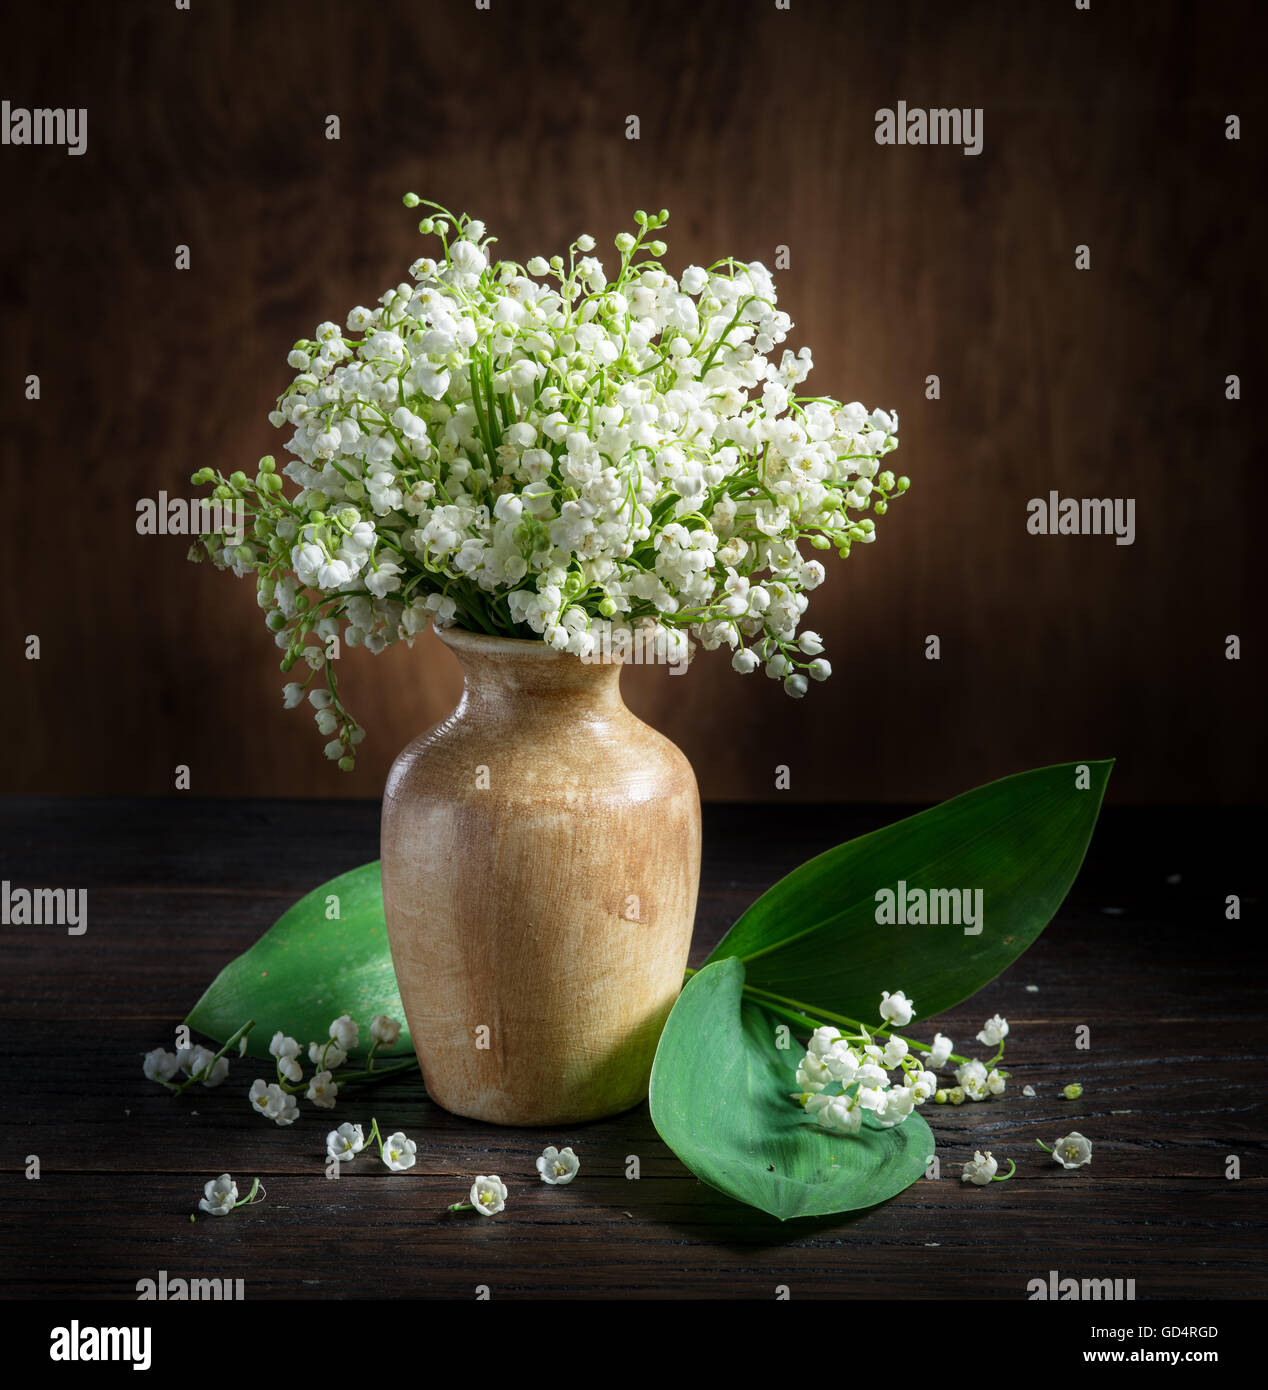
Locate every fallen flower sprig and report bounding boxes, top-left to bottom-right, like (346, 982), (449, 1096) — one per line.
(144, 1019), (256, 1095)
(697, 972), (974, 1069)
(144, 1012), (419, 1126)
(784, 989), (1011, 1136)
(194, 1173), (265, 1219)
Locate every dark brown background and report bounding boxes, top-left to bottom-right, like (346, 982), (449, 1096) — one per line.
(1, 0), (1262, 802)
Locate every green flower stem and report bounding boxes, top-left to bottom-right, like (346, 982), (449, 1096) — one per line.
(681, 970), (971, 1066)
(169, 1018), (256, 1097)
(234, 1177), (265, 1207)
(336, 1059), (420, 1088)
(446, 1201), (475, 1213)
(1035, 1138), (1054, 1154)
(992, 1159), (1017, 1182)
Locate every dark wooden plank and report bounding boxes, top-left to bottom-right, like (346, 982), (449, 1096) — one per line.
(2, 797), (1265, 1298)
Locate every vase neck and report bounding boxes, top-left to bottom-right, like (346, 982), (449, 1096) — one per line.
(436, 627), (625, 720)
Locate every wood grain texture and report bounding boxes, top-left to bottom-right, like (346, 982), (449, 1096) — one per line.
(0, 0), (1263, 802)
(1, 796), (1264, 1299)
(381, 628), (701, 1124)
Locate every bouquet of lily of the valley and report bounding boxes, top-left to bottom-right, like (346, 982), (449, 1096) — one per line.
(189, 197), (907, 766)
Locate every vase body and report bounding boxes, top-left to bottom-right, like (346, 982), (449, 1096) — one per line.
(381, 627), (701, 1126)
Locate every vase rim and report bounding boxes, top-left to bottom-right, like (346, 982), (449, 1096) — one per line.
(435, 624), (604, 663)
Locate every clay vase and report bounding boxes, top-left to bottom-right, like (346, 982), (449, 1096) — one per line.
(380, 626), (701, 1126)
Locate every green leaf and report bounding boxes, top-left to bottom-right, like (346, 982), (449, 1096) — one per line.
(705, 759), (1112, 1024)
(185, 861), (411, 1061)
(649, 957), (933, 1219)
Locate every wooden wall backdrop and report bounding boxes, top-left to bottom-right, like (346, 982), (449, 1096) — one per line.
(1, 0), (1262, 802)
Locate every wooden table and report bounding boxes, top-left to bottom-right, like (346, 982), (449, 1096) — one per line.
(2, 798), (1264, 1301)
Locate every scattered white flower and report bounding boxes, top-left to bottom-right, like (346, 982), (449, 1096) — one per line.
(536, 1146), (580, 1185)
(198, 1173), (238, 1216)
(471, 1175), (508, 1215)
(1022, 1084), (1036, 1098)
(961, 1151), (998, 1186)
(1051, 1132), (1092, 1169)
(928, 1033), (953, 1069)
(382, 1131), (417, 1171)
(326, 1122), (365, 1162)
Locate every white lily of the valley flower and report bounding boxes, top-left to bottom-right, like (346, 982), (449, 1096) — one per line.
(976, 1014), (1009, 1048)
(987, 1068), (1007, 1096)
(806, 1026), (845, 1057)
(278, 1057), (303, 1084)
(471, 1175), (508, 1215)
(326, 1122), (365, 1162)
(369, 1014), (401, 1046)
(876, 1085), (915, 1127)
(269, 1031), (301, 1061)
(879, 990), (914, 1027)
(329, 1014), (359, 1050)
(306, 1070), (338, 1109)
(198, 1173), (238, 1216)
(536, 1146), (580, 1185)
(310, 1040), (348, 1069)
(249, 1079), (299, 1125)
(193, 200), (907, 770)
(882, 1036), (909, 1068)
(143, 1048), (180, 1082)
(911, 1070), (938, 1103)
(928, 1033), (953, 1069)
(178, 1045), (229, 1088)
(955, 1058), (989, 1100)
(382, 1132), (417, 1171)
(807, 1092), (863, 1135)
(1052, 1132), (1092, 1169)
(795, 1054), (833, 1092)
(961, 1151), (998, 1186)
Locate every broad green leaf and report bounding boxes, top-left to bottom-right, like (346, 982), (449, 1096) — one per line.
(185, 861), (411, 1061)
(705, 759), (1111, 1024)
(649, 957), (933, 1220)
